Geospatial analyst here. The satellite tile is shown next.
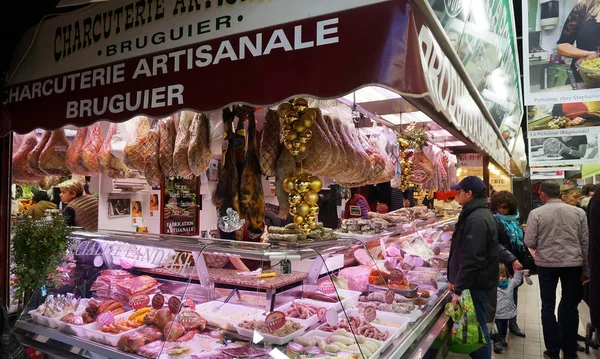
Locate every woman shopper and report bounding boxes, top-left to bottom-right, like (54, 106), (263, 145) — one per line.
(26, 190), (57, 220)
(491, 191), (532, 338)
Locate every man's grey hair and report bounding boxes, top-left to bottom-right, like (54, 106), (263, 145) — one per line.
(540, 181), (560, 199)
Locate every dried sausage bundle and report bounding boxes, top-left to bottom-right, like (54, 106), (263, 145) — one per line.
(99, 123), (135, 179)
(39, 130), (70, 176)
(28, 131), (51, 176)
(239, 110), (265, 234)
(158, 116), (177, 177)
(173, 111), (194, 177)
(123, 117), (151, 173)
(259, 110), (281, 177)
(66, 128), (89, 175)
(188, 113), (212, 176)
(80, 123), (103, 174)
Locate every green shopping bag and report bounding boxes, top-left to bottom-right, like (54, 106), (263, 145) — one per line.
(443, 289), (486, 354)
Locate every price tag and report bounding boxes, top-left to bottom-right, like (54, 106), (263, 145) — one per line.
(385, 289), (395, 305)
(96, 312), (114, 326)
(317, 307), (327, 322)
(178, 310), (203, 330)
(168, 296), (182, 314)
(363, 305), (376, 322)
(152, 293), (165, 310)
(317, 277), (336, 295)
(389, 269), (404, 283)
(265, 311), (286, 331)
(325, 308), (339, 326)
(129, 294), (150, 310)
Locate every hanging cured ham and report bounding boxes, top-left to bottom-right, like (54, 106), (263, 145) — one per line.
(158, 117), (177, 177)
(213, 108), (240, 219)
(173, 111), (194, 177)
(39, 130), (70, 176)
(143, 127), (162, 187)
(123, 117), (151, 173)
(99, 123), (134, 179)
(66, 128), (89, 175)
(13, 133), (44, 182)
(239, 108), (265, 236)
(188, 113), (212, 177)
(259, 110), (280, 177)
(80, 123), (103, 174)
(28, 131), (51, 176)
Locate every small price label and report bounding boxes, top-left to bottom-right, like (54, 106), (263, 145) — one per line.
(96, 312), (114, 326)
(265, 311), (286, 331)
(178, 310), (203, 330)
(385, 289), (395, 304)
(363, 306), (376, 322)
(317, 277), (336, 295)
(317, 307), (327, 322)
(129, 294), (150, 310)
(168, 296), (182, 314)
(325, 308), (339, 326)
(152, 293), (165, 310)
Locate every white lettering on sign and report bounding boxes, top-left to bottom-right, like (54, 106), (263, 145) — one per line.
(417, 25), (510, 172)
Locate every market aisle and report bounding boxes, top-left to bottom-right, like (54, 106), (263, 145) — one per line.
(446, 278), (595, 359)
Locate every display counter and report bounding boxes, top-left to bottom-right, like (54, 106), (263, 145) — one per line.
(14, 216), (456, 359)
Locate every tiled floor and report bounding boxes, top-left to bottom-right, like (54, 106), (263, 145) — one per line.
(446, 278), (596, 359)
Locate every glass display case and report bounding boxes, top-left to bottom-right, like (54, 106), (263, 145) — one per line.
(14, 216), (456, 359)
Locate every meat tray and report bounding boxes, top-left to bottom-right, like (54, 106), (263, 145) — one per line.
(195, 302), (264, 332)
(84, 310), (146, 347)
(304, 329), (384, 359)
(367, 283), (419, 298)
(273, 300), (321, 327)
(55, 299), (92, 337)
(343, 309), (409, 340)
(234, 318), (307, 346)
(28, 310), (60, 329)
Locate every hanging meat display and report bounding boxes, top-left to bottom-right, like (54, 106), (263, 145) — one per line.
(99, 123), (135, 179)
(213, 107), (240, 220)
(143, 126), (162, 187)
(238, 107), (265, 237)
(39, 129), (70, 176)
(301, 109), (332, 176)
(65, 128), (89, 175)
(28, 131), (51, 176)
(188, 113), (212, 177)
(13, 133), (44, 183)
(123, 116), (151, 173)
(158, 116), (177, 177)
(259, 110), (281, 177)
(80, 123), (103, 174)
(173, 111), (194, 178)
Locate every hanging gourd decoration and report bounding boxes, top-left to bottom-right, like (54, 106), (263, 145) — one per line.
(283, 171), (323, 234)
(277, 98), (314, 157)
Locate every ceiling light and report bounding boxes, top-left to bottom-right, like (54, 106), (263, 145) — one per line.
(341, 86), (401, 103)
(380, 114), (402, 125)
(429, 130), (453, 138)
(403, 112), (434, 123)
(444, 141), (467, 147)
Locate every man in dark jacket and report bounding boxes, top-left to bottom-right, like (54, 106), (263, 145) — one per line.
(448, 176), (499, 359)
(588, 190), (600, 347)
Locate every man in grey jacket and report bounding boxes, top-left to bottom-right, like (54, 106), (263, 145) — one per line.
(525, 181), (589, 359)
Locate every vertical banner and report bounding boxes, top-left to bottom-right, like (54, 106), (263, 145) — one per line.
(161, 177), (200, 236)
(527, 101), (600, 165)
(522, 0), (600, 105)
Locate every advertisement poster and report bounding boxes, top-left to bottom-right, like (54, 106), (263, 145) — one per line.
(161, 177), (199, 236)
(131, 200), (143, 227)
(108, 197), (130, 218)
(527, 101), (600, 165)
(522, 0), (600, 105)
(149, 194), (159, 219)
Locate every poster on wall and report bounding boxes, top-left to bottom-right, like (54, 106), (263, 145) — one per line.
(131, 200), (143, 227)
(149, 194), (159, 219)
(161, 177), (199, 236)
(108, 197), (130, 218)
(522, 0), (600, 105)
(527, 101), (600, 165)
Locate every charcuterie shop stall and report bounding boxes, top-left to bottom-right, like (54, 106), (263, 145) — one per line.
(1, 0), (523, 358)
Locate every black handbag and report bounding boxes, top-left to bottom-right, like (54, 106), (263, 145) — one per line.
(1, 298), (30, 359)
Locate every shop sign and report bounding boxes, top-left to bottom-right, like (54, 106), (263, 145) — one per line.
(416, 24), (511, 171)
(521, 0), (600, 105)
(162, 176), (200, 236)
(457, 153), (483, 168)
(1, 0), (430, 136)
(426, 0), (523, 133)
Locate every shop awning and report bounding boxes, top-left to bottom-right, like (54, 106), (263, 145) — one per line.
(1, 0), (512, 171)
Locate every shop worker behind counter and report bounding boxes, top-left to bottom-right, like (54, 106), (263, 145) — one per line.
(524, 181), (589, 359)
(58, 179), (99, 231)
(448, 176), (499, 359)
